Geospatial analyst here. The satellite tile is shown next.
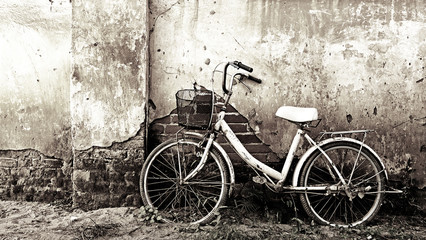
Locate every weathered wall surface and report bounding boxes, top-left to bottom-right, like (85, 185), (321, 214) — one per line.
(0, 0), (72, 160)
(72, 0), (148, 150)
(149, 0), (425, 189)
(71, 0), (148, 209)
(0, 0), (73, 201)
(0, 0), (149, 209)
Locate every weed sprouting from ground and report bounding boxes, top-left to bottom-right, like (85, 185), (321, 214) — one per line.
(138, 205), (163, 224)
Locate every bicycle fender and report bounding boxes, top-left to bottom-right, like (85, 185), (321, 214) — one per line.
(292, 137), (388, 187)
(183, 132), (235, 197)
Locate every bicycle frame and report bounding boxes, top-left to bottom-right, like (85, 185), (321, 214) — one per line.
(182, 110), (390, 193)
(183, 62), (392, 194)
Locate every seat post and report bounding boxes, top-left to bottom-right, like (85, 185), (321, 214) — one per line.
(281, 128), (305, 180)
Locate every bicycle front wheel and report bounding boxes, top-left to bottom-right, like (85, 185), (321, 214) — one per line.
(140, 138), (229, 225)
(299, 141), (385, 227)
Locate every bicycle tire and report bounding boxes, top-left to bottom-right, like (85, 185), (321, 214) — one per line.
(299, 141), (385, 227)
(140, 138), (229, 225)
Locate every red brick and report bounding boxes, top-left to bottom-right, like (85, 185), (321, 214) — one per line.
(228, 123), (248, 133)
(244, 144), (272, 153)
(216, 133), (260, 144)
(0, 158), (17, 168)
(149, 124), (164, 134)
(235, 134), (261, 144)
(153, 115), (173, 124)
(224, 113), (247, 123)
(227, 152), (268, 163)
(42, 159), (62, 168)
(220, 143), (270, 153)
(165, 124), (185, 134)
(266, 153), (280, 163)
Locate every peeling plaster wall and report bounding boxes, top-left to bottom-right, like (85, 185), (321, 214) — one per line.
(71, 0), (148, 150)
(149, 0), (425, 188)
(0, 0), (72, 201)
(0, 0), (149, 208)
(0, 0), (72, 159)
(71, 0), (148, 209)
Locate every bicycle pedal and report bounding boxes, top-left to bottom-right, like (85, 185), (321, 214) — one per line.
(252, 176), (267, 184)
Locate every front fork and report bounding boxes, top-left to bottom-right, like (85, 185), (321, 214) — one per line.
(182, 133), (215, 183)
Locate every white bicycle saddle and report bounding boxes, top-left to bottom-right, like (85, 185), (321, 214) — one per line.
(275, 106), (318, 123)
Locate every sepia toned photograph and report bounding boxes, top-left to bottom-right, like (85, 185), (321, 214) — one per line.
(0, 0), (424, 239)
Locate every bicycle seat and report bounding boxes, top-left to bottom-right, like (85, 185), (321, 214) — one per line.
(275, 106), (318, 123)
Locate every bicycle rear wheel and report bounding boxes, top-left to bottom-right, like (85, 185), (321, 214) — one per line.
(140, 138), (229, 225)
(299, 141), (385, 227)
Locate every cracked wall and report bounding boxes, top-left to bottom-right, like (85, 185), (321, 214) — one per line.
(0, 0), (149, 209)
(0, 0), (73, 201)
(149, 0), (425, 194)
(71, 0), (148, 209)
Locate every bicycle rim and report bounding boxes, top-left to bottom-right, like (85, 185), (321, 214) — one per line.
(300, 142), (384, 227)
(140, 139), (228, 225)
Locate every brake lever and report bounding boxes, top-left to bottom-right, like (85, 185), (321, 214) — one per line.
(240, 79), (252, 93)
(234, 74), (252, 93)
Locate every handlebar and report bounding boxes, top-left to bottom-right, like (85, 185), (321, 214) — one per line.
(247, 74), (262, 84)
(222, 61), (262, 94)
(234, 61), (253, 72)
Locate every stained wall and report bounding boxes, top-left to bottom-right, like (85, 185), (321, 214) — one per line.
(0, 0), (73, 201)
(71, 0), (148, 208)
(0, 0), (149, 209)
(149, 0), (425, 190)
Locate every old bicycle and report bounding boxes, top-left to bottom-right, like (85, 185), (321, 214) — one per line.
(139, 61), (401, 227)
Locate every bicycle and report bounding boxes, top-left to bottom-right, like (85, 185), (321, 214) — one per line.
(139, 61), (402, 227)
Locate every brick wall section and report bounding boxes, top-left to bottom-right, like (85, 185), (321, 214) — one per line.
(72, 127), (145, 210)
(0, 150), (70, 202)
(148, 103), (280, 166)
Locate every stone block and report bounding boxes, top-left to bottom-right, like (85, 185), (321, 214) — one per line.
(42, 158), (63, 168)
(0, 158), (17, 168)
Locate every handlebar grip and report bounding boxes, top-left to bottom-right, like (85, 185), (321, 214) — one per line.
(234, 61), (253, 73)
(247, 74), (262, 84)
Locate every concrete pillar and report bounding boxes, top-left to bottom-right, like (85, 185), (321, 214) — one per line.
(71, 0), (148, 209)
(0, 0), (73, 202)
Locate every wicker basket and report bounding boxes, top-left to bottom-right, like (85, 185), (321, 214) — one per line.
(176, 89), (214, 129)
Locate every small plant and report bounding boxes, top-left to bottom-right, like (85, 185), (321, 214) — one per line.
(138, 205), (163, 224)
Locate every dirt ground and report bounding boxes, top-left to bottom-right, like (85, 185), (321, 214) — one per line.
(0, 200), (425, 240)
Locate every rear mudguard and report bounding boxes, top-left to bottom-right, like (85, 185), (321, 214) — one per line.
(292, 137), (389, 187)
(182, 132), (235, 197)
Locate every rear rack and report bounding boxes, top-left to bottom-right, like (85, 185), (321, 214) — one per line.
(318, 129), (375, 142)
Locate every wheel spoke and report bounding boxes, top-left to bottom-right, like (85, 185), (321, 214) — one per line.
(300, 142), (384, 227)
(140, 139), (228, 225)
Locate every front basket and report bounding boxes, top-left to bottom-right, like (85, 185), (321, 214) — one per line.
(176, 89), (214, 129)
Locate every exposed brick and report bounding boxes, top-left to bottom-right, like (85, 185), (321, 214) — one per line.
(125, 194), (141, 206)
(227, 153), (244, 163)
(42, 158), (63, 168)
(266, 153), (280, 163)
(0, 158), (17, 168)
(74, 157), (106, 170)
(165, 124), (184, 134)
(72, 134), (145, 210)
(150, 123), (164, 134)
(221, 143), (271, 154)
(245, 144), (272, 153)
(224, 113), (247, 123)
(91, 193), (110, 209)
(73, 170), (91, 182)
(153, 115), (173, 124)
(110, 194), (126, 207)
(93, 149), (127, 160)
(228, 123), (249, 133)
(235, 134), (262, 144)
(109, 182), (127, 195)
